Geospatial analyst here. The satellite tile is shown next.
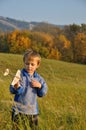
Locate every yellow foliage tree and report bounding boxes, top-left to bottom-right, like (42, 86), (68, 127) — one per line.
(57, 34), (70, 50)
(54, 34), (71, 60)
(7, 30), (31, 53)
(31, 32), (54, 48)
(48, 48), (61, 60)
(74, 32), (86, 63)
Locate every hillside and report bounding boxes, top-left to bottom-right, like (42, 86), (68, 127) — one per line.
(0, 53), (86, 130)
(0, 16), (64, 32)
(0, 16), (38, 31)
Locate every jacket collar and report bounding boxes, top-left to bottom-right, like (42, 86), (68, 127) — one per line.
(21, 68), (38, 78)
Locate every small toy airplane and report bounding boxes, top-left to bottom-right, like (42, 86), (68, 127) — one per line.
(11, 70), (21, 85)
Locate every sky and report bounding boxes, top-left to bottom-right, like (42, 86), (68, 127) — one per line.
(0, 0), (86, 25)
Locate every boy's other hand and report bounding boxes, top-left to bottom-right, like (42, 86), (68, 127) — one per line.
(31, 80), (41, 88)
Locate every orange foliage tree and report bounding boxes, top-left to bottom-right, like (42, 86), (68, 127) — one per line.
(7, 30), (31, 53)
(54, 34), (71, 61)
(30, 32), (54, 57)
(74, 32), (86, 63)
(48, 48), (61, 60)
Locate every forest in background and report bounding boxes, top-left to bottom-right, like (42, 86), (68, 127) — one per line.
(0, 23), (86, 64)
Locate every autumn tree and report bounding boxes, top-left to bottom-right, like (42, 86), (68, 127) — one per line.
(7, 30), (31, 53)
(54, 34), (71, 61)
(63, 24), (81, 61)
(74, 32), (86, 63)
(48, 48), (61, 60)
(0, 32), (9, 52)
(30, 32), (54, 57)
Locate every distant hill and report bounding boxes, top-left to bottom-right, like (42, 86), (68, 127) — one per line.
(0, 16), (64, 32)
(0, 16), (39, 31)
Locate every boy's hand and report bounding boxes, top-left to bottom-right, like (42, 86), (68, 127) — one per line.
(14, 82), (20, 89)
(31, 80), (41, 88)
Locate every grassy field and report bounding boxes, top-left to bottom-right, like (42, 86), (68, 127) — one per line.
(0, 53), (86, 130)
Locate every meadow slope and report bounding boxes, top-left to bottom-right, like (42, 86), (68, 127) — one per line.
(0, 53), (86, 130)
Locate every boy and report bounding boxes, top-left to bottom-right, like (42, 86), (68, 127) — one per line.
(10, 49), (48, 130)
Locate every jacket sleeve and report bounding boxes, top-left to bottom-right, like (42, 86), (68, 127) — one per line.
(37, 78), (48, 97)
(10, 85), (24, 95)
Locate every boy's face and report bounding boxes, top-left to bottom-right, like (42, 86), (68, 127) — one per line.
(24, 57), (39, 75)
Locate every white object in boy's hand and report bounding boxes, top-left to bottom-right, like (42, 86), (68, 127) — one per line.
(11, 70), (21, 86)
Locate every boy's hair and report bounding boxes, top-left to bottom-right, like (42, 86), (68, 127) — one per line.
(23, 49), (41, 65)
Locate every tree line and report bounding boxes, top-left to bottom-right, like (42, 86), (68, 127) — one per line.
(0, 23), (86, 64)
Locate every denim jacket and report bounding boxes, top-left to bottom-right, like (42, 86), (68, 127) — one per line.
(10, 68), (48, 115)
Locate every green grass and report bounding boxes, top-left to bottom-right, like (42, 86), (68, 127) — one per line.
(0, 53), (86, 130)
